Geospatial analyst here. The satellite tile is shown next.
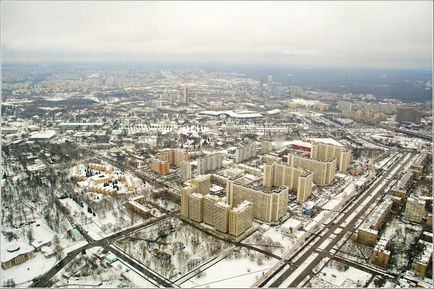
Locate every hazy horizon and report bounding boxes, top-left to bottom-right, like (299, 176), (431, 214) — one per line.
(2, 1), (433, 70)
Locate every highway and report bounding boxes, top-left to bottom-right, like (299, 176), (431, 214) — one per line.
(254, 152), (412, 287)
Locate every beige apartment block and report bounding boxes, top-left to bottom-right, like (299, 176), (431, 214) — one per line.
(203, 194), (220, 226)
(288, 153), (336, 186)
(227, 180), (288, 222)
(228, 201), (253, 237)
(404, 197), (426, 223)
(214, 201), (231, 233)
(180, 185), (195, 219)
(188, 193), (204, 223)
(180, 161), (192, 181)
(310, 142), (351, 172)
(192, 175), (211, 195)
(263, 162), (313, 202)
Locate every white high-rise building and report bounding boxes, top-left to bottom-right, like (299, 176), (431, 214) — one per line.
(180, 161), (192, 181)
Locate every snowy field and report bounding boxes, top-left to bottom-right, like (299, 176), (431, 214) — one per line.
(309, 259), (372, 287)
(243, 225), (294, 258)
(0, 252), (57, 287)
(1, 217), (85, 287)
(59, 194), (154, 240)
(116, 218), (232, 280)
(51, 247), (157, 288)
(183, 247), (279, 288)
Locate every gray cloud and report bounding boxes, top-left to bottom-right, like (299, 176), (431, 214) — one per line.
(1, 1), (432, 69)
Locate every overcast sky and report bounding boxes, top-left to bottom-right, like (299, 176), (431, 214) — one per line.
(1, 1), (432, 69)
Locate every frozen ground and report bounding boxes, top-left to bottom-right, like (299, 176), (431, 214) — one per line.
(116, 218), (232, 279)
(309, 259), (372, 288)
(52, 247), (156, 288)
(0, 216), (84, 287)
(183, 247), (278, 288)
(0, 252), (57, 287)
(243, 225), (293, 258)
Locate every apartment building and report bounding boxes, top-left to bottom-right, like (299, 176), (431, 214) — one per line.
(371, 237), (391, 268)
(203, 194), (220, 226)
(226, 180), (288, 222)
(310, 141), (351, 172)
(157, 148), (189, 166)
(391, 171), (413, 201)
(180, 161), (192, 181)
(261, 141), (273, 154)
(180, 185), (195, 219)
(287, 153), (336, 186)
(414, 240), (433, 278)
(235, 143), (257, 163)
(127, 196), (153, 219)
(356, 200), (392, 246)
(192, 175), (211, 195)
(214, 201), (231, 233)
(197, 153), (223, 174)
(263, 162), (313, 202)
(88, 163), (113, 174)
(150, 158), (170, 175)
(188, 193), (204, 223)
(404, 197), (426, 223)
(410, 152), (428, 178)
(228, 201), (253, 237)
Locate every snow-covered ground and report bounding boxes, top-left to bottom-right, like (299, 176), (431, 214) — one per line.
(244, 225), (294, 258)
(183, 248), (278, 288)
(116, 218), (232, 279)
(0, 252), (57, 287)
(0, 216), (83, 287)
(309, 260), (372, 287)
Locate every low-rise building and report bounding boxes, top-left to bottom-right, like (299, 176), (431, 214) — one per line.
(1, 242), (35, 269)
(127, 196), (153, 219)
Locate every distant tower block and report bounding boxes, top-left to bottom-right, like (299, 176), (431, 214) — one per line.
(183, 87), (188, 102)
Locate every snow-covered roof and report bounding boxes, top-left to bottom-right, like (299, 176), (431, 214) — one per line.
(309, 138), (343, 147)
(29, 130), (56, 140)
(266, 109), (281, 115)
(199, 110), (263, 119)
(1, 242), (34, 262)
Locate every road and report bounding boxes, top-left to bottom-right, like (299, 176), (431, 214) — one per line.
(254, 152), (412, 287)
(30, 210), (179, 287)
(108, 244), (178, 288)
